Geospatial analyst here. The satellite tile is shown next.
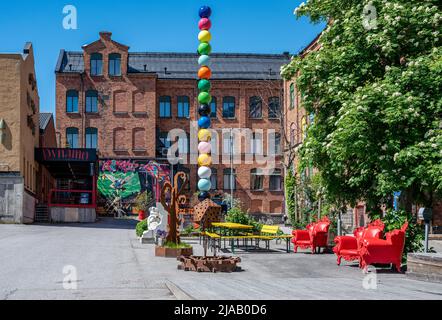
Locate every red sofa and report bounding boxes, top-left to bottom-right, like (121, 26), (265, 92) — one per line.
(359, 222), (408, 273)
(292, 217), (331, 254)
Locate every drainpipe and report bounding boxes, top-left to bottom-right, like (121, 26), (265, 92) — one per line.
(80, 72), (85, 148)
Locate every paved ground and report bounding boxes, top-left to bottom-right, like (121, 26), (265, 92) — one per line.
(0, 218), (441, 300)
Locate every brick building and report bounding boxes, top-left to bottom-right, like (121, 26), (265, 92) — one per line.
(55, 32), (290, 217)
(0, 43), (40, 223)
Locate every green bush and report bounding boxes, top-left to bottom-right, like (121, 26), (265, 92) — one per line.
(163, 241), (192, 249)
(226, 207), (262, 233)
(374, 209), (424, 263)
(136, 219), (148, 237)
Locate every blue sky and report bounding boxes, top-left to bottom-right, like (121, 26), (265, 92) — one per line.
(0, 0), (325, 114)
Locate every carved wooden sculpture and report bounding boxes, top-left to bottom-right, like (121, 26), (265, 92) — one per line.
(160, 172), (188, 244)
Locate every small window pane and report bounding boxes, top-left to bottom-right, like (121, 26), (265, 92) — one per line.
(269, 97), (280, 119)
(222, 97), (235, 118)
(109, 53), (121, 76)
(85, 128), (98, 149)
(90, 53), (103, 76)
(210, 97), (217, 118)
(177, 96), (190, 118)
(86, 90), (98, 113)
(159, 96), (171, 118)
(249, 96), (262, 118)
(66, 90), (79, 113)
(66, 128), (79, 148)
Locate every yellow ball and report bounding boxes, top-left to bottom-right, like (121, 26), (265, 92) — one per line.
(198, 30), (212, 43)
(198, 129), (212, 142)
(198, 154), (212, 167)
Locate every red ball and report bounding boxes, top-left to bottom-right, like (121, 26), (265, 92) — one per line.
(199, 18), (212, 31)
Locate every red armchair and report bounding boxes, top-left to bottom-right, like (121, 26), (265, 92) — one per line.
(333, 219), (384, 266)
(359, 222), (408, 273)
(292, 217), (331, 254)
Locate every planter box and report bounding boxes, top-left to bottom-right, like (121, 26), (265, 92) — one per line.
(155, 246), (193, 258)
(178, 256), (242, 273)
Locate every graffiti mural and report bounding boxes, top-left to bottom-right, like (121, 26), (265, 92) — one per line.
(98, 160), (171, 217)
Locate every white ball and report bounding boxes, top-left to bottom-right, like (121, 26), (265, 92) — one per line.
(198, 166), (212, 179)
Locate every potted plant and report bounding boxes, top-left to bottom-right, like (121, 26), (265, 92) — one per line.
(134, 191), (152, 221)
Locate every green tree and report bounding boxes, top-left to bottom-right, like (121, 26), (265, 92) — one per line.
(282, 0), (442, 214)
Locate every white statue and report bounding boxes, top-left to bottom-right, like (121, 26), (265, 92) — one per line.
(140, 206), (168, 244)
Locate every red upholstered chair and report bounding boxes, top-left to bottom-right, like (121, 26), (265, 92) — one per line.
(333, 219), (384, 266)
(359, 222), (408, 273)
(292, 217), (331, 253)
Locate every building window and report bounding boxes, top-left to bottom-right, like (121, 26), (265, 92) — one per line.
(251, 169), (264, 191)
(210, 97), (217, 118)
(113, 128), (126, 151)
(133, 128), (146, 151)
(222, 96), (236, 119)
(85, 90), (98, 113)
(159, 96), (171, 118)
(270, 169), (283, 191)
(109, 53), (121, 76)
(177, 134), (189, 154)
(290, 83), (295, 110)
(223, 168), (236, 190)
(269, 132), (282, 155)
(250, 132), (263, 155)
(210, 168), (218, 190)
(66, 90), (79, 113)
(249, 96), (262, 119)
(66, 127), (79, 148)
(90, 53), (103, 76)
(177, 96), (190, 118)
(85, 127), (98, 149)
(269, 97), (280, 119)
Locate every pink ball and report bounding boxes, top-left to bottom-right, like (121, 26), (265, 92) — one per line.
(198, 142), (212, 154)
(199, 18), (212, 31)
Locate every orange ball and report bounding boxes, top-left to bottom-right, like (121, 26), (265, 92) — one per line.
(198, 66), (212, 80)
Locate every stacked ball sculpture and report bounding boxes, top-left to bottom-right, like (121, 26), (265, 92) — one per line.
(197, 5), (213, 202)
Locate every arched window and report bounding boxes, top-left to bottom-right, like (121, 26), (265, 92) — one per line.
(210, 97), (217, 118)
(290, 83), (295, 110)
(66, 127), (79, 148)
(269, 169), (283, 191)
(251, 169), (264, 191)
(133, 128), (146, 151)
(90, 53), (103, 76)
(85, 90), (98, 113)
(269, 97), (280, 119)
(85, 128), (98, 149)
(159, 96), (171, 118)
(177, 96), (190, 118)
(222, 96), (236, 119)
(66, 90), (79, 113)
(249, 96), (262, 119)
(113, 128), (126, 151)
(109, 53), (121, 76)
(223, 168), (236, 190)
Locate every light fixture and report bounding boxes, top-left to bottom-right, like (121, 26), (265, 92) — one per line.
(0, 118), (6, 145)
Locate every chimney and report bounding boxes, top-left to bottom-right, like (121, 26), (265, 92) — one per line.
(99, 32), (112, 41)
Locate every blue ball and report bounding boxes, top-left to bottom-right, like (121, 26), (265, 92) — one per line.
(198, 116), (211, 129)
(199, 6), (212, 18)
(198, 179), (212, 192)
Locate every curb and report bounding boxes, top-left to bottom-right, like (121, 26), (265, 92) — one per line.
(165, 280), (195, 300)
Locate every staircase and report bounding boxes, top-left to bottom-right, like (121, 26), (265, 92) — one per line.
(35, 204), (50, 223)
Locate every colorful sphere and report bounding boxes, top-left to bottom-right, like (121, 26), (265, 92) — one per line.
(198, 79), (211, 92)
(198, 129), (211, 142)
(198, 18), (212, 31)
(198, 92), (212, 104)
(198, 104), (211, 116)
(198, 179), (212, 192)
(198, 42), (212, 55)
(198, 166), (212, 179)
(198, 154), (212, 167)
(198, 142), (212, 154)
(199, 6), (212, 18)
(198, 116), (211, 129)
(198, 192), (211, 202)
(198, 30), (212, 43)
(198, 55), (211, 67)
(198, 66), (212, 80)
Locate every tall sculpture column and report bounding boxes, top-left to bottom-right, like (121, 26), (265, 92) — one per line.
(196, 5), (214, 202)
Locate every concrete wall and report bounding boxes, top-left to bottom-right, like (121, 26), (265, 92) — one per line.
(0, 174), (24, 223)
(50, 207), (96, 223)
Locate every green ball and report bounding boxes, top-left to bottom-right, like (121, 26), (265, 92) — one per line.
(198, 92), (212, 104)
(198, 79), (211, 92)
(198, 42), (212, 55)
